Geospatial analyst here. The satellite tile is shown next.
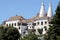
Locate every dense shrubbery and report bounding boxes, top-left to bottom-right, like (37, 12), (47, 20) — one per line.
(0, 26), (20, 40)
(45, 2), (60, 40)
(21, 32), (39, 40)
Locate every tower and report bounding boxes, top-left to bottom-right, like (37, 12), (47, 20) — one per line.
(47, 2), (53, 17)
(39, 2), (46, 17)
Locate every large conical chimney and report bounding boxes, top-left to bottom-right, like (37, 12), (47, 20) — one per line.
(47, 3), (53, 17)
(39, 2), (46, 17)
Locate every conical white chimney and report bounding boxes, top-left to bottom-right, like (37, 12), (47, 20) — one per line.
(47, 3), (53, 17)
(39, 2), (46, 17)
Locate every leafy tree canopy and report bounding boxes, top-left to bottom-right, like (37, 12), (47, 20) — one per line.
(0, 26), (20, 40)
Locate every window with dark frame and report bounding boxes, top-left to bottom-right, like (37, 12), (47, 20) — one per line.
(9, 24), (11, 26)
(45, 21), (47, 24)
(6, 24), (8, 26)
(41, 22), (43, 25)
(18, 23), (21, 26)
(15, 23), (16, 26)
(30, 26), (31, 28)
(12, 23), (13, 27)
(19, 27), (20, 29)
(37, 22), (39, 25)
(33, 23), (36, 26)
(22, 23), (27, 26)
(44, 26), (47, 31)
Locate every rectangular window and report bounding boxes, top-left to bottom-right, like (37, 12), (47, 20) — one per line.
(15, 23), (16, 26)
(33, 23), (36, 26)
(44, 26), (47, 31)
(37, 22), (39, 25)
(41, 22), (43, 25)
(22, 23), (27, 26)
(6, 24), (8, 26)
(12, 23), (13, 27)
(18, 23), (21, 26)
(9, 24), (11, 26)
(30, 26), (31, 28)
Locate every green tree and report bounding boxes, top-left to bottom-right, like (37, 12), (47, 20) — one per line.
(47, 2), (60, 40)
(0, 26), (20, 40)
(21, 32), (39, 40)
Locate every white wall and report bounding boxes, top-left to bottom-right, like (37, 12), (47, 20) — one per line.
(5, 18), (50, 35)
(6, 20), (19, 28)
(18, 26), (27, 34)
(6, 20), (28, 34)
(27, 22), (33, 29)
(34, 19), (49, 34)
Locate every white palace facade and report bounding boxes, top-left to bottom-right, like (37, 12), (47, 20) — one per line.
(5, 2), (53, 35)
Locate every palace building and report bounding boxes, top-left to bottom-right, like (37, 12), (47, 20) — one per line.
(4, 2), (53, 35)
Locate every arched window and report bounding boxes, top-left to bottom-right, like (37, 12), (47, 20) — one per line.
(19, 27), (20, 29)
(12, 23), (13, 27)
(9, 24), (11, 26)
(37, 22), (39, 25)
(45, 21), (47, 24)
(41, 22), (43, 25)
(44, 26), (47, 31)
(15, 23), (16, 26)
(6, 24), (8, 26)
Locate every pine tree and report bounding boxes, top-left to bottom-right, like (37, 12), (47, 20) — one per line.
(47, 2), (60, 40)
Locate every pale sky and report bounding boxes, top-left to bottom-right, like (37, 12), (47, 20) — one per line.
(0, 0), (60, 24)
